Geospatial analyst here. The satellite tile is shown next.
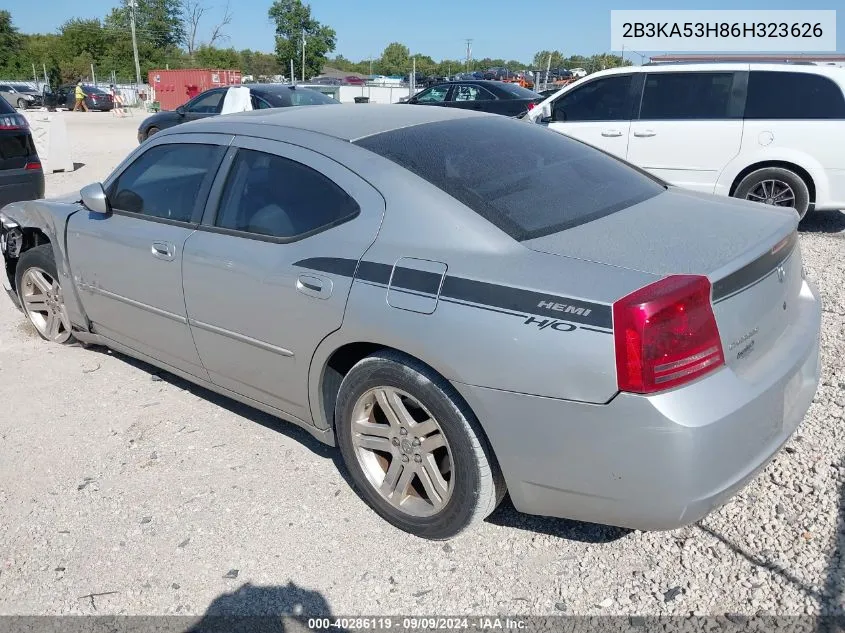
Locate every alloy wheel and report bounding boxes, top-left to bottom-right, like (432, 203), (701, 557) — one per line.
(745, 179), (796, 208)
(350, 387), (453, 517)
(20, 267), (72, 343)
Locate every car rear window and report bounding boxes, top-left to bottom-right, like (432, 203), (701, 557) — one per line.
(497, 83), (541, 99)
(355, 117), (665, 241)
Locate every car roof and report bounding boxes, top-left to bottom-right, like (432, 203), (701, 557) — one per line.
(586, 62), (845, 80)
(179, 103), (492, 142)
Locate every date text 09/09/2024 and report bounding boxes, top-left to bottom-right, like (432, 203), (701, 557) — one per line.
(307, 617), (528, 630)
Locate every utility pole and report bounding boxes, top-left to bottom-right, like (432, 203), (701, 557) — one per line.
(301, 29), (306, 82)
(129, 0), (142, 86)
(32, 63), (38, 88)
(465, 38), (473, 72)
(290, 59), (295, 84)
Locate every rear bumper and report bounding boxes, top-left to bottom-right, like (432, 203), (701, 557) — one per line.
(453, 279), (822, 531)
(0, 169), (45, 208)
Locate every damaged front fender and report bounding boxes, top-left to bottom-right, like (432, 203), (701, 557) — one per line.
(0, 197), (89, 331)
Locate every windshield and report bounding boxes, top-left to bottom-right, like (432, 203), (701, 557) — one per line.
(9, 84), (32, 92)
(355, 117), (665, 241)
(498, 83), (542, 99)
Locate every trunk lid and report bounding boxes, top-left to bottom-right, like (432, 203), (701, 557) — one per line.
(524, 187), (802, 374)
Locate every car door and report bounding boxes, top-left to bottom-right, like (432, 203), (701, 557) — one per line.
(448, 84), (499, 113)
(182, 88), (228, 121)
(66, 134), (229, 378)
(626, 71), (745, 193)
(409, 85), (451, 106)
(544, 73), (638, 159)
(181, 138), (384, 421)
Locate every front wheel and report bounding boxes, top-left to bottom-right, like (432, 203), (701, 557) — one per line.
(16, 98), (28, 109)
(15, 245), (75, 344)
(336, 350), (505, 540)
(733, 167), (811, 220)
(145, 126), (160, 140)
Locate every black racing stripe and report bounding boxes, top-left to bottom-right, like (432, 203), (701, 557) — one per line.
(712, 232), (797, 302)
(391, 267), (442, 295)
(293, 257), (357, 277)
(294, 257), (612, 329)
(356, 261), (392, 285)
(440, 277), (612, 329)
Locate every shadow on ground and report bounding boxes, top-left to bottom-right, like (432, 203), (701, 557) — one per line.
(90, 346), (334, 460)
(184, 581), (346, 633)
(800, 210), (845, 234)
(486, 496), (632, 543)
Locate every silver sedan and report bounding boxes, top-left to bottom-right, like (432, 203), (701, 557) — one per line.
(0, 105), (821, 539)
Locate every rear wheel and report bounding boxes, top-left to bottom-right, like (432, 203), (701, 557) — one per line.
(335, 350), (505, 540)
(15, 245), (75, 344)
(734, 167), (811, 220)
(146, 126), (160, 140)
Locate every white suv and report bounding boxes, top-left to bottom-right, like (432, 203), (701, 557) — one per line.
(528, 63), (845, 218)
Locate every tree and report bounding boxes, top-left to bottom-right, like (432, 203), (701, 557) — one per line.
(207, 1), (232, 48)
(106, 0), (185, 50)
(377, 42), (409, 76)
(268, 0), (335, 80)
(0, 10), (24, 76)
(181, 0), (205, 56)
(194, 45), (239, 69)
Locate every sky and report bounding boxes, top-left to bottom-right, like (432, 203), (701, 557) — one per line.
(8, 0), (845, 63)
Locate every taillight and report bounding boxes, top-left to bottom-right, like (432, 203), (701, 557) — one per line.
(613, 275), (724, 394)
(527, 102), (536, 110)
(0, 114), (29, 130)
(24, 161), (42, 171)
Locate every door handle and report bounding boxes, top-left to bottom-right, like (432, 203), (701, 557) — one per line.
(633, 130), (657, 138)
(601, 130), (623, 137)
(151, 241), (175, 261)
(296, 274), (333, 300)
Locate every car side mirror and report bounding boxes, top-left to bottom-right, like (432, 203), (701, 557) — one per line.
(81, 183), (111, 216)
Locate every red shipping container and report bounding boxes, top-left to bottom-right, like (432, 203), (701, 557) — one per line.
(147, 69), (243, 111)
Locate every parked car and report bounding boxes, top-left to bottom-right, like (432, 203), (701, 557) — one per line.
(570, 68), (587, 78)
(0, 105), (820, 539)
(42, 84), (114, 112)
(309, 77), (342, 86)
(137, 84), (339, 143)
(0, 95), (44, 208)
(406, 80), (543, 117)
(343, 76), (366, 86)
(528, 63), (845, 219)
(0, 83), (43, 109)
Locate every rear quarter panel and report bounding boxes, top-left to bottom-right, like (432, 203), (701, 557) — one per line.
(307, 155), (658, 430)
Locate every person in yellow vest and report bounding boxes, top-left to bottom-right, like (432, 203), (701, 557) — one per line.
(73, 81), (88, 112)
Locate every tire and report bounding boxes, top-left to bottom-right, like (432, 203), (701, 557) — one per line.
(733, 167), (811, 220)
(146, 126), (160, 140)
(15, 244), (75, 344)
(335, 350), (505, 539)
(16, 98), (28, 110)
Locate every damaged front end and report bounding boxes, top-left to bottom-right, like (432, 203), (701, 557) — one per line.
(0, 211), (25, 309)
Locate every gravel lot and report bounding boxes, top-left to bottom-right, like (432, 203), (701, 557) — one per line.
(0, 111), (843, 618)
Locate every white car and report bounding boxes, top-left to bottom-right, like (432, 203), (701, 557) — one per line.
(527, 63), (845, 218)
(570, 68), (587, 78)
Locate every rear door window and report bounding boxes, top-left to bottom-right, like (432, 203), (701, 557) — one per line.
(452, 85), (495, 101)
(639, 72), (736, 120)
(355, 117), (664, 241)
(745, 71), (845, 119)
